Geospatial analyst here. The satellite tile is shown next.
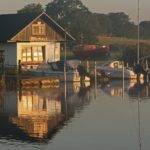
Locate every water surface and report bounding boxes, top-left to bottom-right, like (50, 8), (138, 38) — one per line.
(0, 79), (150, 150)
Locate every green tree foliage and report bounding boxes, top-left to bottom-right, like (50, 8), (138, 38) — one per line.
(107, 12), (137, 38)
(94, 13), (112, 35)
(17, 3), (44, 14)
(140, 21), (150, 39)
(46, 0), (99, 43)
(93, 12), (137, 38)
(17, 1), (150, 42)
(46, 0), (89, 21)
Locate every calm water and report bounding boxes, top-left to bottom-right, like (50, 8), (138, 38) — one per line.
(0, 79), (150, 150)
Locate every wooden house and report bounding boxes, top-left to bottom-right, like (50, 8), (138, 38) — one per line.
(0, 12), (75, 68)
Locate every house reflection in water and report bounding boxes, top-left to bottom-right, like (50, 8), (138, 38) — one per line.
(0, 82), (90, 142)
(12, 88), (63, 139)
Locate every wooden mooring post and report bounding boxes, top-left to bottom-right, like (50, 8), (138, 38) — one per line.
(86, 61), (89, 73)
(0, 73), (5, 88)
(145, 59), (149, 82)
(122, 61), (125, 98)
(94, 61), (97, 99)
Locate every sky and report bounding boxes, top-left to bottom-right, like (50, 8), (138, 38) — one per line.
(0, 0), (149, 23)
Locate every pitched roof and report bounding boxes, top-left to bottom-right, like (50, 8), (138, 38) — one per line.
(0, 12), (75, 42)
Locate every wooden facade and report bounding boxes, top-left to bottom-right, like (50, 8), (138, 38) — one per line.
(11, 18), (64, 42)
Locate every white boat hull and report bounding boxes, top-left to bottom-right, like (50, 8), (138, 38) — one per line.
(98, 68), (137, 79)
(97, 60), (144, 80)
(27, 69), (90, 82)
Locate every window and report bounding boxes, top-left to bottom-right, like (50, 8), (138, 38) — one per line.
(21, 46), (45, 63)
(22, 47), (32, 62)
(32, 21), (45, 35)
(114, 62), (118, 68)
(33, 46), (43, 61)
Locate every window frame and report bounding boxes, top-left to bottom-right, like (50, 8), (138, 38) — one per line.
(32, 22), (46, 36)
(21, 46), (45, 65)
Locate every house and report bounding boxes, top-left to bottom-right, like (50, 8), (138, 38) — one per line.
(0, 12), (75, 68)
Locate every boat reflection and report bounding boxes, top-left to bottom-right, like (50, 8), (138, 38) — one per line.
(128, 82), (150, 99)
(0, 82), (90, 142)
(98, 79), (150, 99)
(99, 80), (136, 96)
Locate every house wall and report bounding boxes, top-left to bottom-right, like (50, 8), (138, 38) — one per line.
(0, 43), (17, 66)
(46, 42), (60, 62)
(0, 41), (60, 67)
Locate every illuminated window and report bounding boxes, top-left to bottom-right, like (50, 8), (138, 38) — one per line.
(33, 46), (43, 61)
(22, 47), (32, 62)
(21, 46), (45, 63)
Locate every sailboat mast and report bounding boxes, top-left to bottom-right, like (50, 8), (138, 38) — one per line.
(137, 0), (140, 64)
(137, 2), (142, 150)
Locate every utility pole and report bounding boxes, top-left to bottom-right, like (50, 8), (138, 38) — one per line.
(64, 30), (67, 82)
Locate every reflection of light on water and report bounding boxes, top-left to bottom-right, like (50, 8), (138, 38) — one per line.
(72, 82), (80, 93)
(11, 117), (49, 138)
(18, 96), (61, 117)
(102, 80), (140, 97)
(103, 79), (150, 99)
(0, 82), (91, 141)
(107, 84), (111, 88)
(84, 81), (90, 87)
(128, 82), (150, 99)
(10, 90), (62, 139)
(63, 82), (90, 93)
(110, 88), (123, 96)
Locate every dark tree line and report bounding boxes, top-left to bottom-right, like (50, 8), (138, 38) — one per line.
(17, 1), (150, 43)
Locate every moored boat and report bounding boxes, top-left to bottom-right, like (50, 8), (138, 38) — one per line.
(97, 60), (144, 80)
(72, 44), (110, 58)
(26, 60), (90, 82)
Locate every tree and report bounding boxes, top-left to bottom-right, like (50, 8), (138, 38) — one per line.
(108, 12), (136, 37)
(17, 3), (44, 14)
(46, 0), (98, 43)
(46, 0), (89, 21)
(140, 21), (150, 39)
(17, 0), (150, 42)
(94, 13), (112, 35)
